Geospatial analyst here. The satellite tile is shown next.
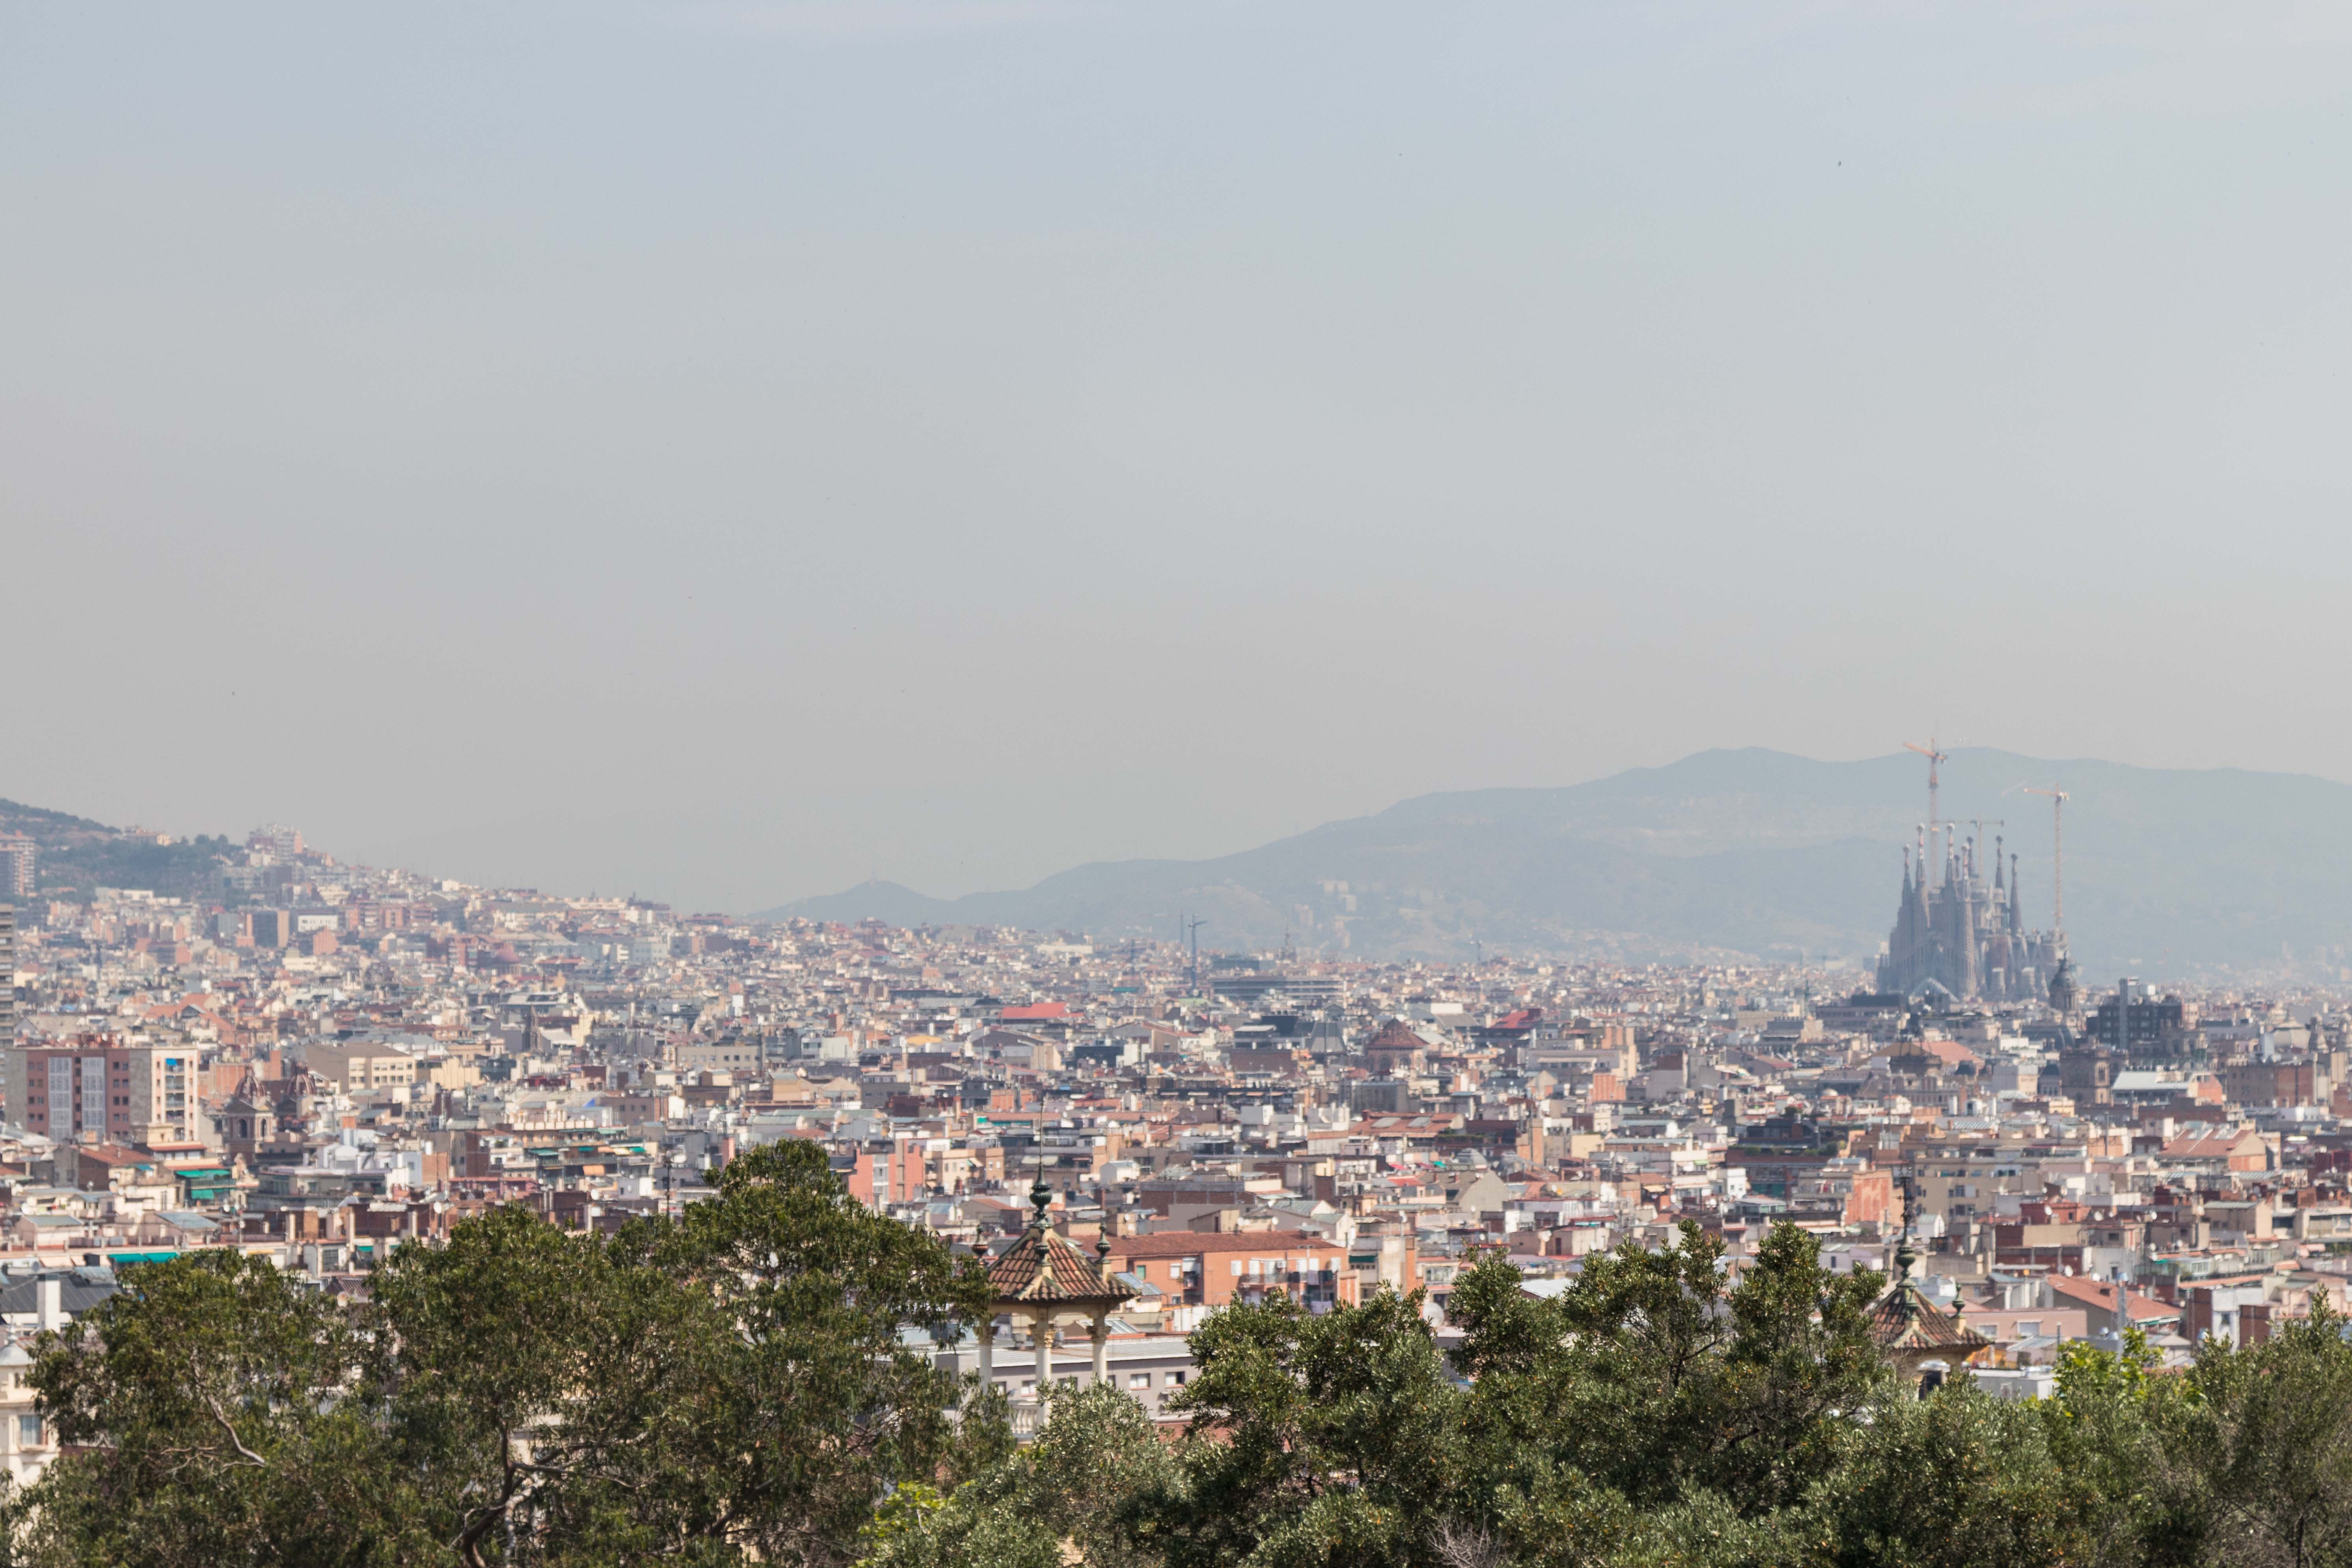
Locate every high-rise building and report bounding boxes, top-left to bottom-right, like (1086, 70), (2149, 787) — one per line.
(1, 1039), (192, 1146)
(247, 824), (303, 861)
(0, 904), (13, 1038)
(0, 836), (32, 899)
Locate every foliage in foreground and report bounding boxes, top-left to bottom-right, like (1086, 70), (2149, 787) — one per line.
(15, 1141), (999, 1568)
(20, 1194), (2352, 1568)
(852, 1224), (2352, 1568)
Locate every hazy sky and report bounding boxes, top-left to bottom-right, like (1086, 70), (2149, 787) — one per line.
(7, 3), (2352, 912)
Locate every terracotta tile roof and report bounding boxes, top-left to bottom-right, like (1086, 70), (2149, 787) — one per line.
(987, 1224), (1132, 1305)
(985, 1178), (1132, 1307)
(2161, 1132), (2265, 1158)
(1870, 1280), (1991, 1355)
(2048, 1274), (2182, 1324)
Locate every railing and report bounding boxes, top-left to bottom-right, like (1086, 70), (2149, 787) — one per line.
(1007, 1398), (1045, 1440)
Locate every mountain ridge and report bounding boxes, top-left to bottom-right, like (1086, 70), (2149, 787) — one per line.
(759, 748), (2352, 979)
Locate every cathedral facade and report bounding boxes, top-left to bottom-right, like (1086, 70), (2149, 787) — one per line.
(1876, 832), (2065, 1005)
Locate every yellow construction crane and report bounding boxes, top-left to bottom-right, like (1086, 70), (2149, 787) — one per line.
(1904, 738), (1949, 871)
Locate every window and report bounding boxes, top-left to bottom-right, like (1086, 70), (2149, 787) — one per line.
(1166, 1370), (1186, 1385)
(2018, 1321), (2041, 1338)
(1128, 1373), (1150, 1390)
(17, 1416), (37, 1447)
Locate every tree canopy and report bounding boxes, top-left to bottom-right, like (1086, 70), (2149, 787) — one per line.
(17, 1141), (998, 1568)
(16, 1202), (2352, 1568)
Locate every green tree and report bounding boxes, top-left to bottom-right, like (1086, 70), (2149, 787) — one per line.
(2037, 1328), (2184, 1568)
(366, 1200), (703, 1565)
(2173, 1303), (2352, 1568)
(1806, 1383), (2083, 1568)
(1136, 1286), (1473, 1568)
(22, 1250), (433, 1568)
(643, 1140), (1003, 1566)
(21, 1144), (1003, 1567)
(1448, 1224), (1884, 1517)
(858, 1381), (1178, 1568)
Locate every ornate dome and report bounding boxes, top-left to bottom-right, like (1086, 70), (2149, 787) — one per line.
(2048, 956), (2078, 1016)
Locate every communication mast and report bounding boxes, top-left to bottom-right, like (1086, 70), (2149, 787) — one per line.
(2023, 787), (2070, 935)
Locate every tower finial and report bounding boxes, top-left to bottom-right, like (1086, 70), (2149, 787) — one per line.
(1030, 1161), (1053, 1229)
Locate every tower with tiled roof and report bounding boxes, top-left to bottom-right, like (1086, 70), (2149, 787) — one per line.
(981, 1172), (1135, 1403)
(1869, 1236), (1989, 1390)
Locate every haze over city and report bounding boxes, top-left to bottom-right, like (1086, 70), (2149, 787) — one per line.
(11, 4), (2352, 913)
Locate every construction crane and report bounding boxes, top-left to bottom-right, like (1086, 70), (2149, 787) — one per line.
(1904, 738), (1949, 878)
(1183, 913), (1209, 995)
(2022, 787), (2069, 934)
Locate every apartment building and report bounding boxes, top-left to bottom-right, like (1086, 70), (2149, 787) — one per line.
(0, 837), (32, 899)
(1, 1040), (194, 1146)
(1098, 1229), (1358, 1313)
(295, 1043), (418, 1095)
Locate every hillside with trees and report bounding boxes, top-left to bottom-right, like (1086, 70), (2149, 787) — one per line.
(0, 798), (233, 903)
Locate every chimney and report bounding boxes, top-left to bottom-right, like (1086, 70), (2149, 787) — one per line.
(36, 1279), (63, 1334)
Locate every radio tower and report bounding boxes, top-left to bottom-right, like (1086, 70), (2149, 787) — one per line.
(2024, 786), (2070, 936)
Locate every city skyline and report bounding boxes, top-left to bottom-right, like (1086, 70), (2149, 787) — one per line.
(19, 738), (2352, 987)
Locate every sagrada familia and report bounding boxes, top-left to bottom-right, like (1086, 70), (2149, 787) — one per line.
(1875, 828), (2067, 1005)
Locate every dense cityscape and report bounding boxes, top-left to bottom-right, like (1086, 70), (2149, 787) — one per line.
(2, 794), (2350, 1486)
(17, 7), (2352, 1562)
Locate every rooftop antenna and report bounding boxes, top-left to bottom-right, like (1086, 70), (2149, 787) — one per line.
(1904, 737), (1949, 884)
(2022, 786), (2070, 936)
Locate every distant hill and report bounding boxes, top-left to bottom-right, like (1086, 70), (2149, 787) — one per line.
(0, 799), (110, 838)
(758, 748), (2352, 980)
(0, 798), (233, 902)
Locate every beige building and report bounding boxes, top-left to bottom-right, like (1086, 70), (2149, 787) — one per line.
(0, 1341), (54, 1484)
(295, 1043), (418, 1094)
(419, 1055), (481, 1091)
(677, 1040), (761, 1075)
